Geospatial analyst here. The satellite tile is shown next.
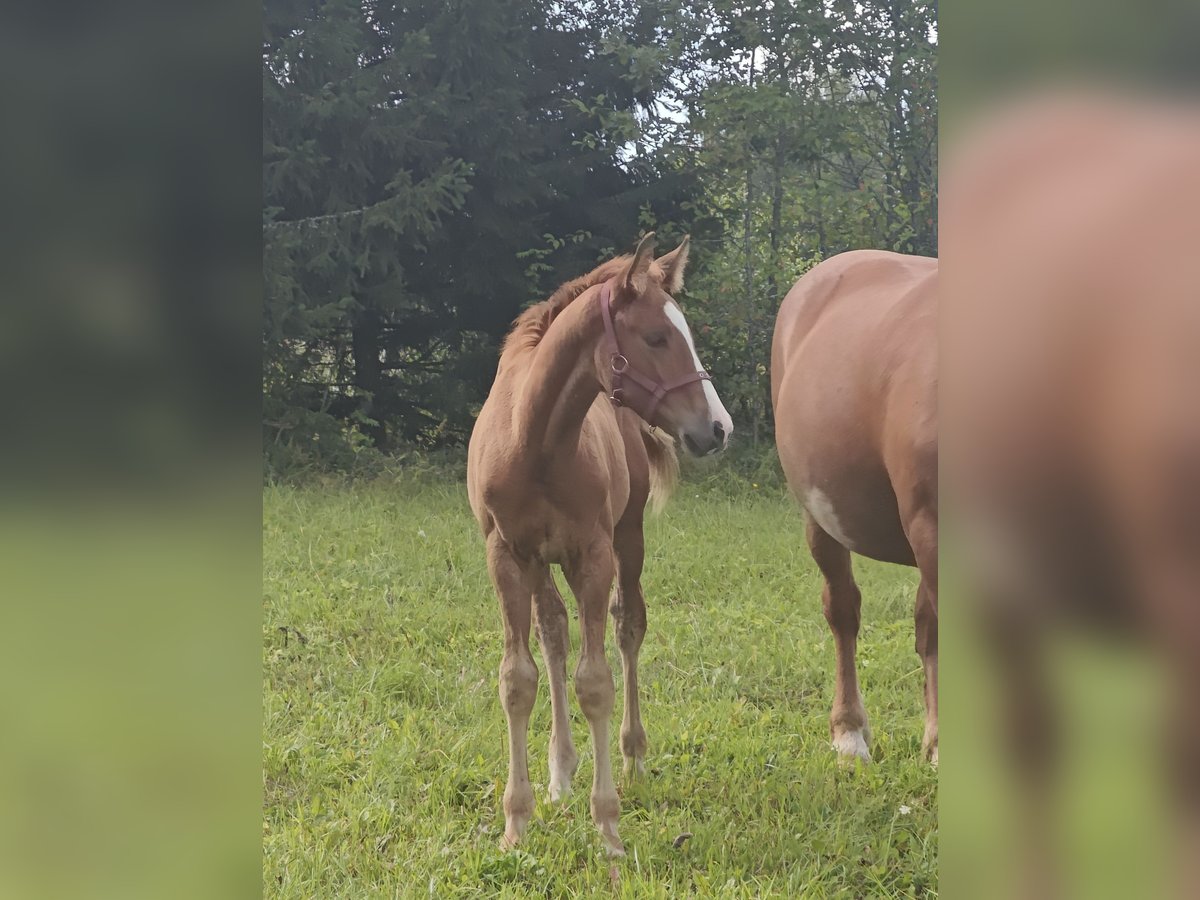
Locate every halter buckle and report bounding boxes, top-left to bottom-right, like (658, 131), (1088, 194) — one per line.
(609, 388), (625, 407)
(610, 354), (629, 374)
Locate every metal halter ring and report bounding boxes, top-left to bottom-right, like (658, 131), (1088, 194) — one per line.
(598, 279), (711, 423)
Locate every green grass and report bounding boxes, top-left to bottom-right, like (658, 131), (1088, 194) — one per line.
(263, 468), (937, 898)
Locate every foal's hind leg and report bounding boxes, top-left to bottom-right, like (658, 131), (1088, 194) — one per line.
(612, 518), (649, 778)
(533, 571), (578, 802)
(486, 533), (539, 849)
(808, 518), (871, 761)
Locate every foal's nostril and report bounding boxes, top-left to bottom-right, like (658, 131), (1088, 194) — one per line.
(713, 421), (726, 442)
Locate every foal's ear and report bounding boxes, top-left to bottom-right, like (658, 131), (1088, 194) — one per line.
(655, 235), (690, 294)
(617, 232), (656, 298)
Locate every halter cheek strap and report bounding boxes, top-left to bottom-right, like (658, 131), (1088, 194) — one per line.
(599, 280), (711, 424)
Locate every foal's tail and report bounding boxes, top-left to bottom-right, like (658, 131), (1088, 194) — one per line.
(641, 424), (679, 516)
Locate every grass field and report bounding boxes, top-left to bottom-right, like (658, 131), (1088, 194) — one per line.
(263, 463), (937, 897)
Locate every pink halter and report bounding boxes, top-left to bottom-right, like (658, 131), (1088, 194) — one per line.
(599, 280), (711, 423)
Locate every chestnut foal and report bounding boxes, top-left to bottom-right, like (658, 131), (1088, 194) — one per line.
(468, 234), (732, 855)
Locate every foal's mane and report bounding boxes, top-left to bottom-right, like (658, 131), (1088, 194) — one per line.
(500, 256), (631, 361)
(497, 250), (680, 512)
(501, 254), (672, 362)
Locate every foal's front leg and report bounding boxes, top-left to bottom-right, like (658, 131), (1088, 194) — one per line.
(564, 537), (624, 856)
(486, 533), (538, 849)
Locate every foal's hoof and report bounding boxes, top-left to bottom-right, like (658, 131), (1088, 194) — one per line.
(500, 807), (531, 851)
(622, 756), (646, 780)
(832, 728), (872, 763)
(499, 831), (522, 851)
(600, 829), (626, 858)
(927, 744), (939, 768)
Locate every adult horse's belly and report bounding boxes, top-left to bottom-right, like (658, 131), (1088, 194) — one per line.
(775, 384), (915, 565)
(772, 250), (936, 566)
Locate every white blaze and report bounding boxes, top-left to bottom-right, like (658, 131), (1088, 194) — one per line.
(832, 728), (872, 762)
(664, 301), (734, 435)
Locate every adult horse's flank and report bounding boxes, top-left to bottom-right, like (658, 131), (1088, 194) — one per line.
(771, 250), (938, 764)
(468, 234), (732, 855)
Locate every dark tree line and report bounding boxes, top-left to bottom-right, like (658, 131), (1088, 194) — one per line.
(263, 0), (936, 474)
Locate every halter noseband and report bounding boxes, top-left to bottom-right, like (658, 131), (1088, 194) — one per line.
(599, 280), (711, 424)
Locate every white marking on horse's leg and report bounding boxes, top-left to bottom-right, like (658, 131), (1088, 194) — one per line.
(565, 550), (625, 857)
(576, 653), (624, 856)
(664, 301), (734, 436)
(807, 488), (856, 552)
(498, 647), (538, 848)
(832, 687), (872, 762)
(832, 727), (872, 762)
(547, 731), (578, 803)
(489, 538), (538, 850)
(534, 581), (578, 803)
(923, 654), (939, 767)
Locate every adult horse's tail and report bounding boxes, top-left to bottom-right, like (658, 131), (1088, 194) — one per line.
(641, 424), (678, 516)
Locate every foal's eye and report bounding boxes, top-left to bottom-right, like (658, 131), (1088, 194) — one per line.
(644, 332), (669, 349)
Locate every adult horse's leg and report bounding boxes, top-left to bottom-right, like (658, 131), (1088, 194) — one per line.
(809, 517), (871, 761)
(986, 600), (1059, 897)
(563, 536), (624, 856)
(532, 570), (578, 802)
(1173, 657), (1200, 895)
(905, 504), (939, 764)
(915, 580), (938, 763)
(486, 532), (539, 849)
(612, 517), (648, 778)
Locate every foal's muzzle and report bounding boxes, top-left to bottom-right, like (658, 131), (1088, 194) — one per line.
(681, 419), (728, 457)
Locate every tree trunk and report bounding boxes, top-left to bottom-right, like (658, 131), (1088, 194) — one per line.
(767, 130), (785, 308)
(814, 157), (828, 258)
(742, 48), (758, 448)
(887, 0), (906, 252)
(351, 308), (387, 450)
(764, 127), (786, 441)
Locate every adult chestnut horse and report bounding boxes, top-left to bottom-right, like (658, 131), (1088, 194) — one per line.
(468, 234), (732, 856)
(942, 95), (1200, 892)
(771, 250), (938, 764)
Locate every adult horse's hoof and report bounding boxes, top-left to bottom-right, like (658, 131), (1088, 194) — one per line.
(832, 728), (872, 763)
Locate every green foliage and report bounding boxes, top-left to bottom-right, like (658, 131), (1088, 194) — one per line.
(263, 0), (937, 471)
(666, 0), (938, 444)
(264, 0), (695, 463)
(263, 476), (937, 896)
